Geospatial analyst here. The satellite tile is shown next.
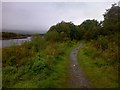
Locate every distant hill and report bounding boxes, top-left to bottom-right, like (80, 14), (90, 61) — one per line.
(1, 32), (31, 40)
(2, 29), (47, 34)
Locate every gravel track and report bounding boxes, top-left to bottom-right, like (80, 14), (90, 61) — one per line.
(68, 43), (92, 88)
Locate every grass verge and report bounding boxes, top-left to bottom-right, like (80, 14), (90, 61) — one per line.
(2, 38), (79, 88)
(77, 42), (119, 88)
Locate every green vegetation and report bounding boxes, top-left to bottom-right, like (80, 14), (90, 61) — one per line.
(1, 32), (30, 40)
(78, 42), (118, 88)
(2, 35), (78, 88)
(0, 48), (2, 88)
(48, 21), (80, 41)
(2, 3), (119, 88)
(77, 4), (119, 88)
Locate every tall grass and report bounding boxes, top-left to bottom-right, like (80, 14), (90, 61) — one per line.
(0, 48), (2, 89)
(77, 42), (119, 88)
(2, 35), (78, 88)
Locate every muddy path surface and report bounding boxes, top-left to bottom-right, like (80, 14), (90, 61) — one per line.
(68, 43), (92, 88)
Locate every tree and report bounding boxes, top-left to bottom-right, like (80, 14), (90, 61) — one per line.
(45, 31), (60, 42)
(47, 21), (79, 41)
(103, 4), (120, 34)
(102, 4), (120, 46)
(78, 19), (101, 40)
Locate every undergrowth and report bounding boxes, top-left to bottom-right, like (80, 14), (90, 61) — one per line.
(78, 42), (119, 88)
(2, 35), (78, 88)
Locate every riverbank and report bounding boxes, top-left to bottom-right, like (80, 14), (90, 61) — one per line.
(1, 36), (29, 40)
(2, 35), (79, 88)
(1, 32), (31, 40)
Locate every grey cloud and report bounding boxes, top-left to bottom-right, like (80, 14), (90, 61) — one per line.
(0, 2), (2, 31)
(2, 2), (114, 33)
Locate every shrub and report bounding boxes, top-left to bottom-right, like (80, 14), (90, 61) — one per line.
(45, 31), (60, 42)
(2, 45), (35, 67)
(94, 36), (108, 50)
(31, 34), (46, 52)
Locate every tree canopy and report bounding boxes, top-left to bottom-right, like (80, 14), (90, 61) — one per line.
(46, 3), (119, 44)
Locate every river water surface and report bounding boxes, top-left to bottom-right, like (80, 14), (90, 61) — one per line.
(0, 37), (31, 48)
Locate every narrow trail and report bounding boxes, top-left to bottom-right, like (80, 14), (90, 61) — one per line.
(68, 43), (91, 88)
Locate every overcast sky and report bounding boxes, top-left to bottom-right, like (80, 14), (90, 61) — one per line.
(2, 1), (119, 33)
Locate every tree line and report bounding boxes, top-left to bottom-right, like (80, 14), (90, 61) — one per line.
(2, 32), (31, 40)
(46, 3), (120, 49)
(45, 4), (120, 64)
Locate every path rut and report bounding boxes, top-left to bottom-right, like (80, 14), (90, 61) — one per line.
(68, 43), (91, 88)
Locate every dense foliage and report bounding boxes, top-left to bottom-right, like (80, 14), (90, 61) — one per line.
(2, 34), (78, 88)
(47, 4), (119, 43)
(47, 4), (119, 64)
(46, 5), (119, 88)
(47, 21), (80, 41)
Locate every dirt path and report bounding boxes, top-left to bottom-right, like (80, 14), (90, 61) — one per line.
(68, 43), (91, 88)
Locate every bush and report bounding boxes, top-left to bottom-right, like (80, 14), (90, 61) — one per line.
(31, 54), (49, 74)
(45, 31), (60, 42)
(2, 45), (35, 67)
(31, 34), (46, 52)
(94, 36), (108, 50)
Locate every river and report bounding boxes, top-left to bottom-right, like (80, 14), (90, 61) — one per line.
(0, 37), (31, 48)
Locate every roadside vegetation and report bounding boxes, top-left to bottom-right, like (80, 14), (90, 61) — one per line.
(2, 34), (78, 88)
(78, 42), (118, 88)
(0, 48), (2, 88)
(77, 4), (119, 88)
(2, 3), (119, 88)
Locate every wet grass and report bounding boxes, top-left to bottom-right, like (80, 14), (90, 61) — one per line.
(2, 36), (79, 88)
(77, 42), (119, 88)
